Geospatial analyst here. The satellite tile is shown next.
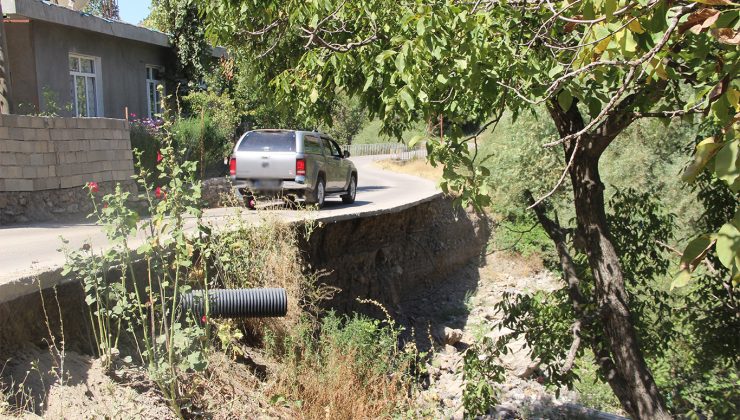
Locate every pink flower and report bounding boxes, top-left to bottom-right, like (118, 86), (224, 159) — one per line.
(157, 151), (163, 163)
(86, 182), (99, 193)
(155, 186), (167, 200)
(201, 315), (207, 324)
(102, 202), (108, 209)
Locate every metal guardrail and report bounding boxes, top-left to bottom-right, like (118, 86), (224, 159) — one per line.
(346, 143), (427, 160)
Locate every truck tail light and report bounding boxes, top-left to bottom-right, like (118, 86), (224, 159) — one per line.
(229, 157), (236, 176)
(296, 158), (306, 176)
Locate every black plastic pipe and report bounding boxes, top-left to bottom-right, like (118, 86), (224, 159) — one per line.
(180, 288), (288, 319)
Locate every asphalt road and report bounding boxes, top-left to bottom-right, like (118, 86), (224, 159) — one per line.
(0, 155), (440, 296)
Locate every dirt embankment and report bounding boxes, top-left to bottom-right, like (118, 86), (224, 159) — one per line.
(301, 197), (489, 318)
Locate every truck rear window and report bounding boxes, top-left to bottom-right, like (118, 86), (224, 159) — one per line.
(238, 131), (296, 152)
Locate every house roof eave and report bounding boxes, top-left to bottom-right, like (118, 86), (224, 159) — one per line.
(2, 0), (227, 57)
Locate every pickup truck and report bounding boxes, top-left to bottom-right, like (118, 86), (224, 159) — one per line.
(229, 129), (357, 208)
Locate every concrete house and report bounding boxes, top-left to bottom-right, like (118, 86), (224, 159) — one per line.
(1, 0), (220, 119)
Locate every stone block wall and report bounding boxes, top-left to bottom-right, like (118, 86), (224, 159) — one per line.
(0, 115), (137, 224)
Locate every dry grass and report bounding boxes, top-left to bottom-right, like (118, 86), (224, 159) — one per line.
(195, 212), (415, 418)
(202, 211), (333, 343)
(266, 315), (414, 420)
(375, 157), (443, 181)
(481, 251), (545, 282)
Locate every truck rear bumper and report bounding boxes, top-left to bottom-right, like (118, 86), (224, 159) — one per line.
(232, 178), (308, 197)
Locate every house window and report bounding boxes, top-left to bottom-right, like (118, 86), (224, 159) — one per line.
(69, 54), (102, 117)
(146, 66), (164, 118)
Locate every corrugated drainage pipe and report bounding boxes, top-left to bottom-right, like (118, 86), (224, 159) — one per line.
(180, 288), (287, 318)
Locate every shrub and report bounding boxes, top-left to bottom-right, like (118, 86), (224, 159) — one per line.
(128, 118), (161, 173)
(170, 116), (231, 177)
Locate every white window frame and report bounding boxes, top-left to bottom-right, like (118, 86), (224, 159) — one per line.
(146, 65), (165, 118)
(69, 53), (104, 117)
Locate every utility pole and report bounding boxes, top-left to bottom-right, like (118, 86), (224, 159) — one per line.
(0, 2), (12, 114)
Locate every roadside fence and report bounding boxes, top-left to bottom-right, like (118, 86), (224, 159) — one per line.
(346, 142), (427, 161)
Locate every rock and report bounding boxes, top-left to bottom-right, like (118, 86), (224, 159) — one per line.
(444, 344), (457, 354)
(516, 358), (541, 379)
(443, 327), (463, 345)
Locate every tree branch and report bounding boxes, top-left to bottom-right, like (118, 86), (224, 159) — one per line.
(562, 320), (582, 373)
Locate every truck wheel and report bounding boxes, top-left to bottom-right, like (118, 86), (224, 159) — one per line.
(306, 176), (326, 208)
(342, 174), (357, 204)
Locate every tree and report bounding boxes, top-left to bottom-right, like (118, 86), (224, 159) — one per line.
(83, 0), (120, 20)
(326, 94), (367, 144)
(197, 1), (739, 418)
(143, 0), (210, 83)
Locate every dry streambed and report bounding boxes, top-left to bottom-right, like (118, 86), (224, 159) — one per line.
(409, 252), (627, 419)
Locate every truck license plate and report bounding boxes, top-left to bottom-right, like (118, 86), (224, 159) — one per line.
(253, 180), (281, 189)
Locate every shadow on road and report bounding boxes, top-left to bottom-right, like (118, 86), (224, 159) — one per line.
(356, 186), (390, 192)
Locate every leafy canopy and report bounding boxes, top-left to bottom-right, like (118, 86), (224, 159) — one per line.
(199, 0), (739, 285)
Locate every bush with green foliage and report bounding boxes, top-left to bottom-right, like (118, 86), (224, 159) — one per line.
(169, 116), (230, 177)
(129, 119), (161, 174)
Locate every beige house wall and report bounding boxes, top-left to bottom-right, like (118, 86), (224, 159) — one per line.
(0, 114), (133, 192)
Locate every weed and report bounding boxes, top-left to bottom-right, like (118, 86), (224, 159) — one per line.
(267, 302), (418, 419)
(62, 111), (210, 416)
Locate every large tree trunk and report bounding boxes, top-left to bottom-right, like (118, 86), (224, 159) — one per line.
(570, 156), (670, 419)
(546, 101), (670, 419)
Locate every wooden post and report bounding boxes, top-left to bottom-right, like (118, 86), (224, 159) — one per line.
(0, 3), (13, 114)
(199, 107), (206, 179)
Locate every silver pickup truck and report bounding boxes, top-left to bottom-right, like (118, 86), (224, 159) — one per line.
(229, 129), (357, 208)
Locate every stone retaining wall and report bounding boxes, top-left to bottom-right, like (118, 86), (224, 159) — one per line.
(0, 114), (136, 224)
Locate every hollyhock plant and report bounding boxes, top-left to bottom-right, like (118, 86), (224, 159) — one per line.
(86, 181), (99, 193)
(155, 186), (167, 200)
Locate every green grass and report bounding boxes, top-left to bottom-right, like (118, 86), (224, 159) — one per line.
(352, 119), (427, 145)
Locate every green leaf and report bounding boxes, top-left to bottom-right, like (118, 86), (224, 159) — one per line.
(679, 234), (716, 272)
(716, 222), (740, 269)
(715, 139), (739, 187)
(399, 88), (415, 110)
(671, 269), (692, 290)
(548, 65), (563, 78)
(416, 17), (425, 36)
(409, 135), (424, 147)
(437, 73), (449, 84)
(604, 0), (617, 21)
(375, 50), (396, 64)
(309, 88), (319, 104)
(682, 137), (723, 182)
(395, 52), (406, 72)
(557, 90), (573, 111)
(363, 74), (374, 92)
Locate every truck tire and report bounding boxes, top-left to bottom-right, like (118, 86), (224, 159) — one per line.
(341, 174), (357, 204)
(306, 175), (326, 208)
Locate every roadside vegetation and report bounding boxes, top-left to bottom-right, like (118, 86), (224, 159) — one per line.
(2, 0), (738, 418)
